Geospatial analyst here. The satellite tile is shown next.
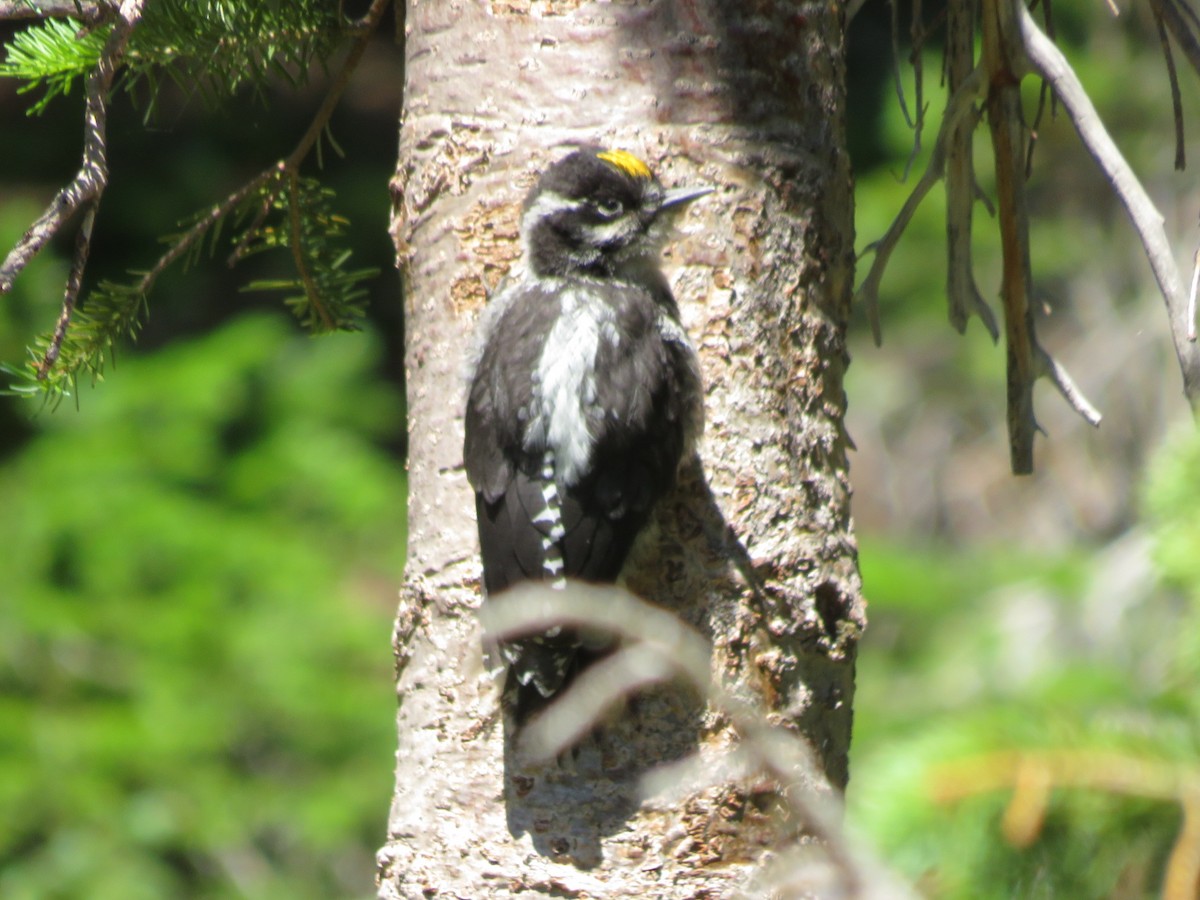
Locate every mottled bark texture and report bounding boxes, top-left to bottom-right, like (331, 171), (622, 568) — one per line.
(379, 1), (863, 896)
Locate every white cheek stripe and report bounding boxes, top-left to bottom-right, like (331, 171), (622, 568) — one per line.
(520, 191), (583, 250)
(578, 216), (639, 247)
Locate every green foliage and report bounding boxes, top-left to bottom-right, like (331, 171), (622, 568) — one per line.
(2, 172), (378, 402)
(850, 429), (1200, 896)
(0, 16), (106, 113)
(239, 174), (377, 333)
(0, 2), (376, 403)
(846, 1), (1200, 884)
(0, 1), (345, 114)
(0, 313), (404, 899)
(1144, 427), (1200, 717)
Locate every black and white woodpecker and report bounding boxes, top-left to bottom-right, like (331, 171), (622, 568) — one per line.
(463, 147), (709, 715)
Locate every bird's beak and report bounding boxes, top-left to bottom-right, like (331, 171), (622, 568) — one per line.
(660, 186), (714, 210)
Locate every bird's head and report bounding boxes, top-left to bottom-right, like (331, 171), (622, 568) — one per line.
(520, 147), (710, 279)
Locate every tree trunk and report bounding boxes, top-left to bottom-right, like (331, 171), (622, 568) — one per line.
(378, 1), (863, 896)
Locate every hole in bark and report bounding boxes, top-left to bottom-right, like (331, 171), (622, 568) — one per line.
(813, 581), (843, 640)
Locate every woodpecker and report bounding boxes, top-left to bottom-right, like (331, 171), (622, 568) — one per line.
(463, 147), (708, 716)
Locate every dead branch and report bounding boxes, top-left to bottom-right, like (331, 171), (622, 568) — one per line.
(478, 583), (915, 899)
(1036, 343), (1102, 426)
(1018, 0), (1200, 408)
(1151, 2), (1187, 171)
(855, 65), (985, 346)
(984, 0), (1043, 473)
(1148, 0), (1200, 82)
(945, 0), (999, 340)
(38, 204), (96, 377)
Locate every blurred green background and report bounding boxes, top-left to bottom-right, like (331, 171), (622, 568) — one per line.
(2, 2), (1199, 897)
(0, 16), (406, 900)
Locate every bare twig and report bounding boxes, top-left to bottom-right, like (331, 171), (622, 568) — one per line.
(856, 65), (985, 345)
(1036, 343), (1102, 426)
(37, 203), (97, 378)
(1152, 3), (1187, 171)
(889, 0), (915, 130)
(479, 583), (910, 899)
(945, 0), (999, 340)
(1019, 1), (1200, 405)
(1027, 0), (1057, 180)
(903, 0), (926, 181)
(137, 170), (276, 296)
(1025, 80), (1049, 178)
(285, 170), (335, 331)
(1149, 0), (1200, 82)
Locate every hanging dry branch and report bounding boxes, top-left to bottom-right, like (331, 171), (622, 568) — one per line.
(983, 0), (1102, 472)
(1152, 2), (1188, 171)
(945, 0), (999, 340)
(1017, 0), (1200, 407)
(860, 0), (1200, 473)
(1148, 0), (1200, 81)
(856, 65), (985, 346)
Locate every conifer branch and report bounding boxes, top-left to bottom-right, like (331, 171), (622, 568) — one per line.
(286, 170), (335, 332)
(1, 0), (143, 382)
(1, 0), (392, 397)
(0, 0), (141, 298)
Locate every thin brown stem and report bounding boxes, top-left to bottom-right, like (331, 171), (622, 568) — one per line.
(286, 171), (334, 331)
(1153, 3), (1187, 171)
(38, 203), (97, 378)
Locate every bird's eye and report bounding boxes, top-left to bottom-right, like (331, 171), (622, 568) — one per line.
(593, 198), (624, 219)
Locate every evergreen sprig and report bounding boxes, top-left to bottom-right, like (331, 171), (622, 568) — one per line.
(239, 173), (376, 334)
(0, 0), (391, 402)
(0, 15), (106, 113)
(1, 1), (345, 114)
(1, 172), (375, 402)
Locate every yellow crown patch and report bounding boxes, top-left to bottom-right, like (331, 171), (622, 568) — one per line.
(597, 149), (653, 180)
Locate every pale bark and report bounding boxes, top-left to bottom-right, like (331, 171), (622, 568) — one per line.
(378, 1), (863, 896)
